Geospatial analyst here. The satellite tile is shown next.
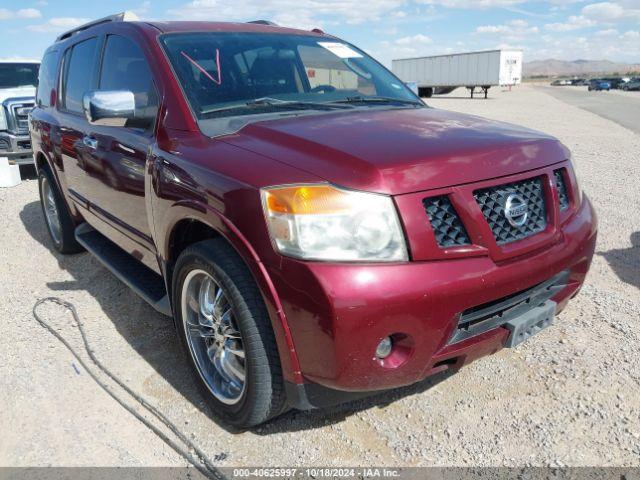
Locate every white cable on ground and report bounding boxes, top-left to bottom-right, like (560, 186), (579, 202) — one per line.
(32, 297), (226, 480)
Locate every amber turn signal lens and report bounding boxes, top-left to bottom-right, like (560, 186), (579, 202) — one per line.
(264, 185), (353, 215)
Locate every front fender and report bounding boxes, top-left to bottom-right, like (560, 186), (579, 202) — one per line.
(159, 200), (303, 384)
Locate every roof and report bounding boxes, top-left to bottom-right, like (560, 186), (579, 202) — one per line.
(54, 11), (326, 43)
(145, 20), (325, 37)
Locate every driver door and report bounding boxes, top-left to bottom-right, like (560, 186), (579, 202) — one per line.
(80, 34), (159, 261)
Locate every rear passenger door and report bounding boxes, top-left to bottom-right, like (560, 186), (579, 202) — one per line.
(79, 34), (159, 249)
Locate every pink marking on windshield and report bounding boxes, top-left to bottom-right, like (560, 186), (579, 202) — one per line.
(181, 49), (222, 85)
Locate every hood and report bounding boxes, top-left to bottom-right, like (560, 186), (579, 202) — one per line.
(0, 86), (36, 103)
(223, 107), (570, 195)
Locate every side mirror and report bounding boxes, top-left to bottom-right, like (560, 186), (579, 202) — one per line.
(83, 90), (135, 127)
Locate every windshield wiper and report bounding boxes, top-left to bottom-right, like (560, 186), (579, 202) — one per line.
(200, 97), (354, 116)
(330, 96), (423, 107)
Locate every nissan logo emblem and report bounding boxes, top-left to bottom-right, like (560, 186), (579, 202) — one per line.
(504, 193), (528, 227)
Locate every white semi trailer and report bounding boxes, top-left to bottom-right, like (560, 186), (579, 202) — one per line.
(392, 49), (523, 99)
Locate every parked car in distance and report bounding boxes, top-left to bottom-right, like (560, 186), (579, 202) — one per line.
(0, 60), (39, 165)
(30, 13), (597, 427)
(601, 77), (625, 89)
(622, 79), (640, 91)
(550, 78), (588, 87)
(588, 79), (611, 91)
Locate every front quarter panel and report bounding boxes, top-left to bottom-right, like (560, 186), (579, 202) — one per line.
(151, 129), (325, 383)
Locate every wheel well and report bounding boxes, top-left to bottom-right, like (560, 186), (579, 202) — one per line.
(35, 152), (48, 172)
(166, 218), (301, 384)
(167, 219), (222, 283)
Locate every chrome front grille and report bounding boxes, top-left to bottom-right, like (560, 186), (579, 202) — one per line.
(3, 97), (35, 134)
(12, 105), (32, 132)
(474, 177), (547, 245)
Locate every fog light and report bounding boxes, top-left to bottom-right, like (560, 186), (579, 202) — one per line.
(375, 337), (393, 359)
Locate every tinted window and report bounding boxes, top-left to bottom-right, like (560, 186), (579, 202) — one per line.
(0, 63), (39, 89)
(99, 35), (158, 128)
(64, 37), (99, 113)
(37, 53), (57, 107)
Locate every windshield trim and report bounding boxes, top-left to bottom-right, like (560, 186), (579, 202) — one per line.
(198, 103), (427, 139)
(199, 97), (357, 116)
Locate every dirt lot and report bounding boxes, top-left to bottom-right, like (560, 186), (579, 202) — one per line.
(1, 85), (639, 469)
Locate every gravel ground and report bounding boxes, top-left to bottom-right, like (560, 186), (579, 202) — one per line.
(0, 84), (638, 469)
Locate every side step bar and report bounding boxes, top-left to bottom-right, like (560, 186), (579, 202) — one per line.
(75, 223), (172, 317)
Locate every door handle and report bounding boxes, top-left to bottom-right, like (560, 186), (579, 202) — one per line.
(82, 136), (98, 150)
(117, 142), (135, 154)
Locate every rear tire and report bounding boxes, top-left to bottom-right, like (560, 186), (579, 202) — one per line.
(38, 166), (83, 254)
(172, 239), (286, 428)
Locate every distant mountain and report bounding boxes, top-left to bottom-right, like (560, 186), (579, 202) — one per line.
(523, 59), (640, 77)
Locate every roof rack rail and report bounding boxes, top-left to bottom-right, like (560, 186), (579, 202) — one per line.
(247, 20), (278, 26)
(55, 11), (139, 42)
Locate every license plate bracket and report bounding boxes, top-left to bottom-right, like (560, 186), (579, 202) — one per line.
(504, 300), (556, 348)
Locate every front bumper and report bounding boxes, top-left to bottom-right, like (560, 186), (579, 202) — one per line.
(269, 195), (597, 405)
(0, 131), (33, 165)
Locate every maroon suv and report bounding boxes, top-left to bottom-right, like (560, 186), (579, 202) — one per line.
(30, 14), (597, 427)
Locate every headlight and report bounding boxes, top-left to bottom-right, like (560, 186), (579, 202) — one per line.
(261, 184), (408, 262)
(0, 108), (6, 131)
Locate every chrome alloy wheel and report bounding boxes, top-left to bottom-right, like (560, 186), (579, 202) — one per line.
(181, 269), (246, 405)
(40, 176), (62, 245)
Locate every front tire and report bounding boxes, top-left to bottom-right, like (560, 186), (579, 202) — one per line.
(172, 239), (286, 428)
(38, 167), (83, 254)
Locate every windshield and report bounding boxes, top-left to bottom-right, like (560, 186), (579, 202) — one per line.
(160, 32), (421, 120)
(0, 63), (39, 89)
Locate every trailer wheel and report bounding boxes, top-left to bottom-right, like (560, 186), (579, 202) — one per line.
(418, 87), (433, 98)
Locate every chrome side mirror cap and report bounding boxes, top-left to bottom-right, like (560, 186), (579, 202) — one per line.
(83, 90), (135, 127)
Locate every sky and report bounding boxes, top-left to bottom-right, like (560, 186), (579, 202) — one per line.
(0, 0), (639, 66)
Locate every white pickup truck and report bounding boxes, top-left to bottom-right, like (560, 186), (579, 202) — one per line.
(0, 61), (39, 165)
